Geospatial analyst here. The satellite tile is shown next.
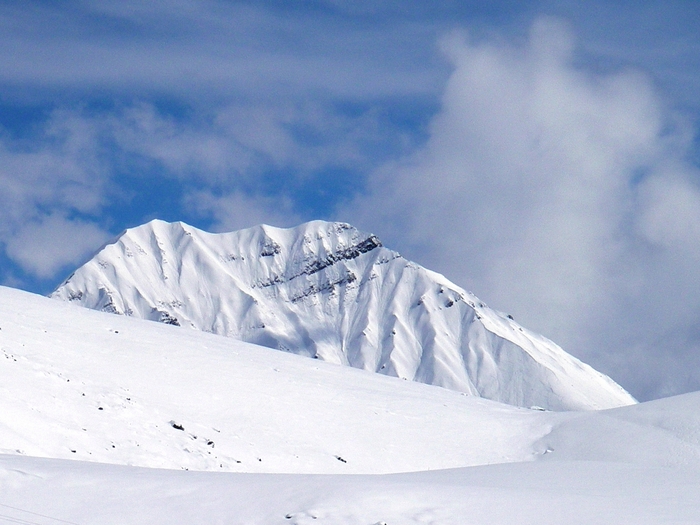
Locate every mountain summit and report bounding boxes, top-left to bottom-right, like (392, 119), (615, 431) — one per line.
(51, 219), (635, 411)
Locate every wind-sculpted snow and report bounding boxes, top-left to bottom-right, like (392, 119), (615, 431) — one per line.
(51, 219), (635, 411)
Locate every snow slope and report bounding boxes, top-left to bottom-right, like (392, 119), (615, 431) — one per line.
(0, 285), (550, 474)
(1, 285), (700, 524)
(3, 455), (700, 525)
(7, 285), (698, 473)
(51, 219), (634, 411)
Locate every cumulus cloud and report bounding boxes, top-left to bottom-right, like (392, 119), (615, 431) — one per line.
(185, 190), (302, 232)
(346, 17), (700, 400)
(5, 214), (110, 279)
(0, 110), (106, 231)
(0, 109), (112, 281)
(108, 101), (384, 183)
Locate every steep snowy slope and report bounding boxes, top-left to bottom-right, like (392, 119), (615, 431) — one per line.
(51, 219), (635, 411)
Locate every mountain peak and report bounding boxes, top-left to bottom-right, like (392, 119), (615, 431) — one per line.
(51, 219), (635, 411)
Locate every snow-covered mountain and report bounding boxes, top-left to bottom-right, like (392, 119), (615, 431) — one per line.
(51, 219), (635, 411)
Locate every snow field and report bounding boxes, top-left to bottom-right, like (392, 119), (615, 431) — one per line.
(0, 285), (552, 473)
(2, 455), (700, 525)
(3, 285), (700, 523)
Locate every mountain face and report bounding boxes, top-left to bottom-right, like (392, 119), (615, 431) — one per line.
(51, 219), (635, 411)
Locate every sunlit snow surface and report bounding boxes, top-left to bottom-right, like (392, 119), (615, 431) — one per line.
(3, 456), (700, 525)
(2, 285), (700, 523)
(52, 219), (634, 411)
(0, 286), (549, 473)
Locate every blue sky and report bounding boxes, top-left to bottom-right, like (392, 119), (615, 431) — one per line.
(1, 0), (699, 401)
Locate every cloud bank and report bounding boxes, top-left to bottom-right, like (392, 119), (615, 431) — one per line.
(347, 18), (700, 400)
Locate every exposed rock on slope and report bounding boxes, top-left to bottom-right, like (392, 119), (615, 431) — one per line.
(51, 219), (635, 411)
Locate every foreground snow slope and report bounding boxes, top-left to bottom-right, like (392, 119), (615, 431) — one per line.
(2, 285), (699, 474)
(0, 285), (551, 474)
(3, 454), (700, 525)
(51, 219), (634, 411)
(3, 285), (700, 523)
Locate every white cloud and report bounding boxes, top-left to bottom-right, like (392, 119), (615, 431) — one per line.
(0, 110), (106, 237)
(185, 190), (302, 232)
(345, 17), (700, 400)
(0, 109), (111, 281)
(0, 1), (445, 102)
(5, 214), (110, 279)
(637, 173), (700, 254)
(108, 101), (393, 184)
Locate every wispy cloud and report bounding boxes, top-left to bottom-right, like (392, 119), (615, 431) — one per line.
(0, 1), (446, 102)
(185, 189), (302, 232)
